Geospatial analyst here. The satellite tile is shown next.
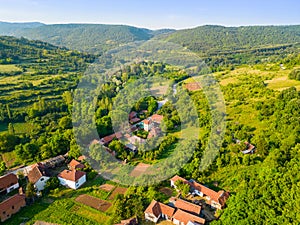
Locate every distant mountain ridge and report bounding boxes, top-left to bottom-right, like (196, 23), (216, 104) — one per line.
(163, 25), (300, 55)
(0, 21), (299, 54)
(0, 22), (174, 53)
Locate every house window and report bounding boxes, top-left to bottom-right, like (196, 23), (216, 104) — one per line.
(40, 178), (44, 181)
(12, 206), (14, 210)
(2, 211), (5, 214)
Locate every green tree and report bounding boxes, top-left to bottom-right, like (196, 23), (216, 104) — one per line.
(0, 161), (6, 175)
(59, 116), (72, 129)
(26, 182), (36, 202)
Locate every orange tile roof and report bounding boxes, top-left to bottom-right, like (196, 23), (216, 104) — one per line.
(78, 155), (86, 161)
(28, 164), (47, 184)
(143, 119), (151, 125)
(0, 173), (18, 190)
(69, 159), (85, 169)
(144, 200), (160, 217)
(129, 111), (137, 119)
(170, 198), (201, 215)
(58, 170), (86, 182)
(0, 194), (25, 212)
(151, 114), (163, 123)
(189, 180), (229, 207)
(170, 175), (189, 184)
(172, 209), (205, 225)
(144, 200), (175, 218)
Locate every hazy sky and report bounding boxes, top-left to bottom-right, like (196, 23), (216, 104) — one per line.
(0, 0), (299, 29)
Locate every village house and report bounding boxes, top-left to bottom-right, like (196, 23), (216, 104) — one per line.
(170, 175), (190, 188)
(57, 169), (86, 190)
(170, 175), (229, 210)
(77, 155), (86, 162)
(151, 114), (163, 124)
(148, 127), (162, 139)
(68, 159), (85, 170)
(128, 135), (146, 145)
(125, 143), (137, 153)
(169, 197), (201, 215)
(172, 209), (205, 225)
(100, 132), (123, 145)
(144, 199), (205, 225)
(41, 155), (65, 168)
(143, 119), (152, 132)
(142, 114), (163, 132)
(189, 179), (230, 209)
(144, 199), (175, 223)
(0, 194), (26, 222)
(0, 173), (19, 194)
(242, 141), (256, 154)
(27, 163), (50, 192)
(129, 111), (141, 124)
(115, 217), (138, 225)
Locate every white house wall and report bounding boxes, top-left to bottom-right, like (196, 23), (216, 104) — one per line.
(35, 176), (50, 191)
(6, 183), (19, 193)
(58, 175), (86, 190)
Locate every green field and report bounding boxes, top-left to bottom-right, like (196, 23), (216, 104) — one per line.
(0, 122), (35, 134)
(0, 64), (22, 73)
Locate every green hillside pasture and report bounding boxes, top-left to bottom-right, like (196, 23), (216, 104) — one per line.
(265, 76), (300, 91)
(1, 151), (18, 168)
(0, 122), (35, 134)
(0, 64), (22, 73)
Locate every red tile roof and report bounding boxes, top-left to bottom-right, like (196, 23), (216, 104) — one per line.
(58, 170), (86, 182)
(101, 132), (122, 144)
(78, 155), (86, 161)
(170, 175), (189, 184)
(189, 180), (229, 207)
(144, 200), (175, 218)
(143, 119), (151, 125)
(28, 164), (47, 184)
(172, 209), (205, 225)
(151, 114), (163, 123)
(69, 159), (85, 169)
(129, 111), (137, 119)
(0, 173), (18, 190)
(0, 194), (26, 213)
(120, 217), (138, 225)
(130, 118), (141, 124)
(170, 198), (201, 215)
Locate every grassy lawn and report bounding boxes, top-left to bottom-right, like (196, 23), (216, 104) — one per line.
(1, 150), (19, 168)
(0, 122), (35, 134)
(265, 76), (300, 91)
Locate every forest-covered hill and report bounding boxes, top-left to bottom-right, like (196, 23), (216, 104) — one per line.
(1, 22), (300, 55)
(0, 22), (173, 53)
(163, 25), (300, 55)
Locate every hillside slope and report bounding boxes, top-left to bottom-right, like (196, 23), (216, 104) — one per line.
(163, 25), (300, 55)
(0, 22), (174, 53)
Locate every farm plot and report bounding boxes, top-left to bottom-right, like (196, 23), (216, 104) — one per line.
(108, 187), (128, 200)
(159, 187), (174, 197)
(75, 194), (112, 212)
(100, 184), (115, 192)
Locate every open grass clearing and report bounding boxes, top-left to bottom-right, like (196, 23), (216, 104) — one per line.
(1, 151), (18, 168)
(265, 76), (300, 91)
(0, 64), (22, 73)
